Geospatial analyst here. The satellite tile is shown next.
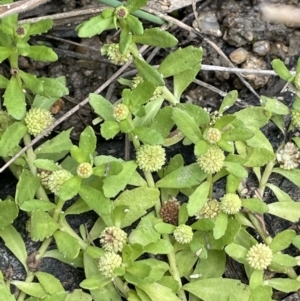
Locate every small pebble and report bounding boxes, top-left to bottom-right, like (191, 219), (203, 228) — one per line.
(229, 47), (249, 64)
(252, 41), (270, 56)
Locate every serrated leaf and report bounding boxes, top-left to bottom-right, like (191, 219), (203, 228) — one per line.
(158, 46), (202, 78)
(0, 46), (12, 62)
(269, 229), (296, 252)
(151, 106), (174, 139)
(156, 163), (206, 188)
(4, 76), (26, 119)
(18, 70), (43, 94)
(187, 181), (210, 216)
(0, 122), (27, 156)
(0, 73), (9, 88)
(219, 90), (238, 113)
(234, 107), (271, 128)
(53, 230), (81, 259)
(271, 59), (293, 81)
(133, 28), (178, 48)
(172, 108), (202, 144)
(78, 126), (96, 158)
(0, 199), (18, 229)
(0, 224), (28, 272)
(134, 58), (165, 86)
(119, 25), (132, 53)
(183, 278), (250, 301)
(213, 212), (228, 239)
(260, 95), (290, 115)
(31, 210), (59, 241)
(133, 127), (164, 144)
(101, 120), (120, 139)
(20, 200), (56, 212)
(33, 159), (60, 171)
(39, 76), (68, 98)
(15, 169), (40, 205)
(11, 281), (46, 298)
(103, 161), (137, 198)
(244, 147), (275, 167)
(79, 185), (111, 216)
(28, 19), (53, 35)
(28, 45), (58, 62)
(35, 271), (64, 294)
(65, 289), (93, 301)
(127, 15), (144, 35)
(35, 129), (73, 161)
(268, 201), (300, 222)
(89, 93), (114, 121)
(241, 198), (268, 214)
(76, 15), (114, 38)
(114, 187), (159, 227)
(59, 175), (81, 201)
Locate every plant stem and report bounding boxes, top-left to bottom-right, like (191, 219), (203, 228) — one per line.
(258, 160), (275, 197)
(162, 86), (179, 105)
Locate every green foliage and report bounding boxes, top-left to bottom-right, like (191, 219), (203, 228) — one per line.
(1, 1), (300, 300)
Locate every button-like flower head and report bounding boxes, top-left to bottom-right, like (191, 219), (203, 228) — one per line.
(197, 146), (225, 174)
(113, 104), (129, 121)
(47, 169), (73, 196)
(276, 142), (300, 170)
(98, 252), (122, 278)
(160, 198), (180, 225)
(173, 224), (193, 244)
(107, 43), (132, 66)
(246, 243), (273, 270)
(220, 193), (242, 214)
(197, 199), (221, 219)
(77, 162), (93, 178)
(100, 226), (127, 253)
(203, 128), (222, 144)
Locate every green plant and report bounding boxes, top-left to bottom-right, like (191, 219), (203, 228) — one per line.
(1, 0), (300, 300)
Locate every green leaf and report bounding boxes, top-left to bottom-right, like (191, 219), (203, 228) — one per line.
(17, 70), (43, 94)
(213, 212), (228, 239)
(271, 59), (293, 81)
(244, 147), (275, 167)
(172, 108), (202, 144)
(127, 15), (144, 35)
(150, 107), (173, 139)
(138, 282), (182, 301)
(39, 76), (69, 98)
(154, 222), (176, 234)
(158, 46), (203, 78)
(59, 175), (81, 201)
(89, 93), (114, 121)
(225, 243), (248, 262)
(266, 183), (293, 202)
(80, 275), (110, 290)
(103, 161), (137, 198)
(0, 199), (18, 228)
(234, 107), (271, 128)
(156, 163), (206, 188)
(79, 185), (111, 216)
(53, 230), (81, 259)
(15, 169), (40, 205)
(133, 127), (164, 145)
(31, 210), (59, 241)
(0, 46), (12, 62)
(11, 281), (46, 298)
(183, 278), (250, 301)
(35, 129), (73, 161)
(222, 128), (254, 141)
(0, 122), (27, 156)
(0, 271), (15, 300)
(79, 126), (96, 158)
(219, 90), (238, 113)
(272, 253), (297, 268)
(0, 224), (28, 272)
(28, 45), (58, 62)
(245, 129), (273, 152)
(20, 200), (56, 212)
(101, 120), (120, 139)
(28, 19), (53, 35)
(187, 181), (210, 216)
(269, 229), (296, 252)
(0, 73), (9, 88)
(260, 96), (290, 115)
(265, 278), (300, 293)
(267, 201), (300, 222)
(33, 159), (60, 171)
(76, 15), (114, 38)
(119, 25), (132, 53)
(126, 0), (147, 12)
(134, 58), (165, 86)
(273, 168), (300, 186)
(65, 289), (93, 301)
(176, 103), (210, 126)
(144, 239), (174, 254)
(4, 76), (26, 119)
(114, 187), (160, 227)
(241, 198), (268, 214)
(223, 161), (247, 178)
(35, 271), (64, 294)
(133, 28), (178, 48)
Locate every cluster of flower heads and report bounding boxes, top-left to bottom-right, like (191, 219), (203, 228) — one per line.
(98, 226), (127, 279)
(136, 144), (166, 172)
(24, 108), (54, 137)
(276, 142), (300, 170)
(246, 243), (273, 270)
(197, 145), (225, 174)
(106, 43), (132, 66)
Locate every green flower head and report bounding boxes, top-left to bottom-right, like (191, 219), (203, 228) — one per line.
(98, 252), (122, 278)
(25, 108), (54, 137)
(114, 5), (129, 19)
(173, 224), (193, 244)
(220, 193), (242, 214)
(203, 128), (222, 144)
(136, 144), (166, 172)
(107, 43), (132, 66)
(246, 243), (273, 270)
(197, 199), (221, 220)
(77, 162), (93, 178)
(291, 110), (300, 128)
(197, 146), (225, 174)
(113, 104), (129, 122)
(100, 226), (127, 253)
(47, 169), (73, 196)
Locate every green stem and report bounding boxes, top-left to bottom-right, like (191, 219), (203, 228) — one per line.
(207, 174), (213, 199)
(98, 0), (165, 25)
(258, 160), (275, 197)
(162, 86), (179, 105)
(113, 277), (130, 298)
